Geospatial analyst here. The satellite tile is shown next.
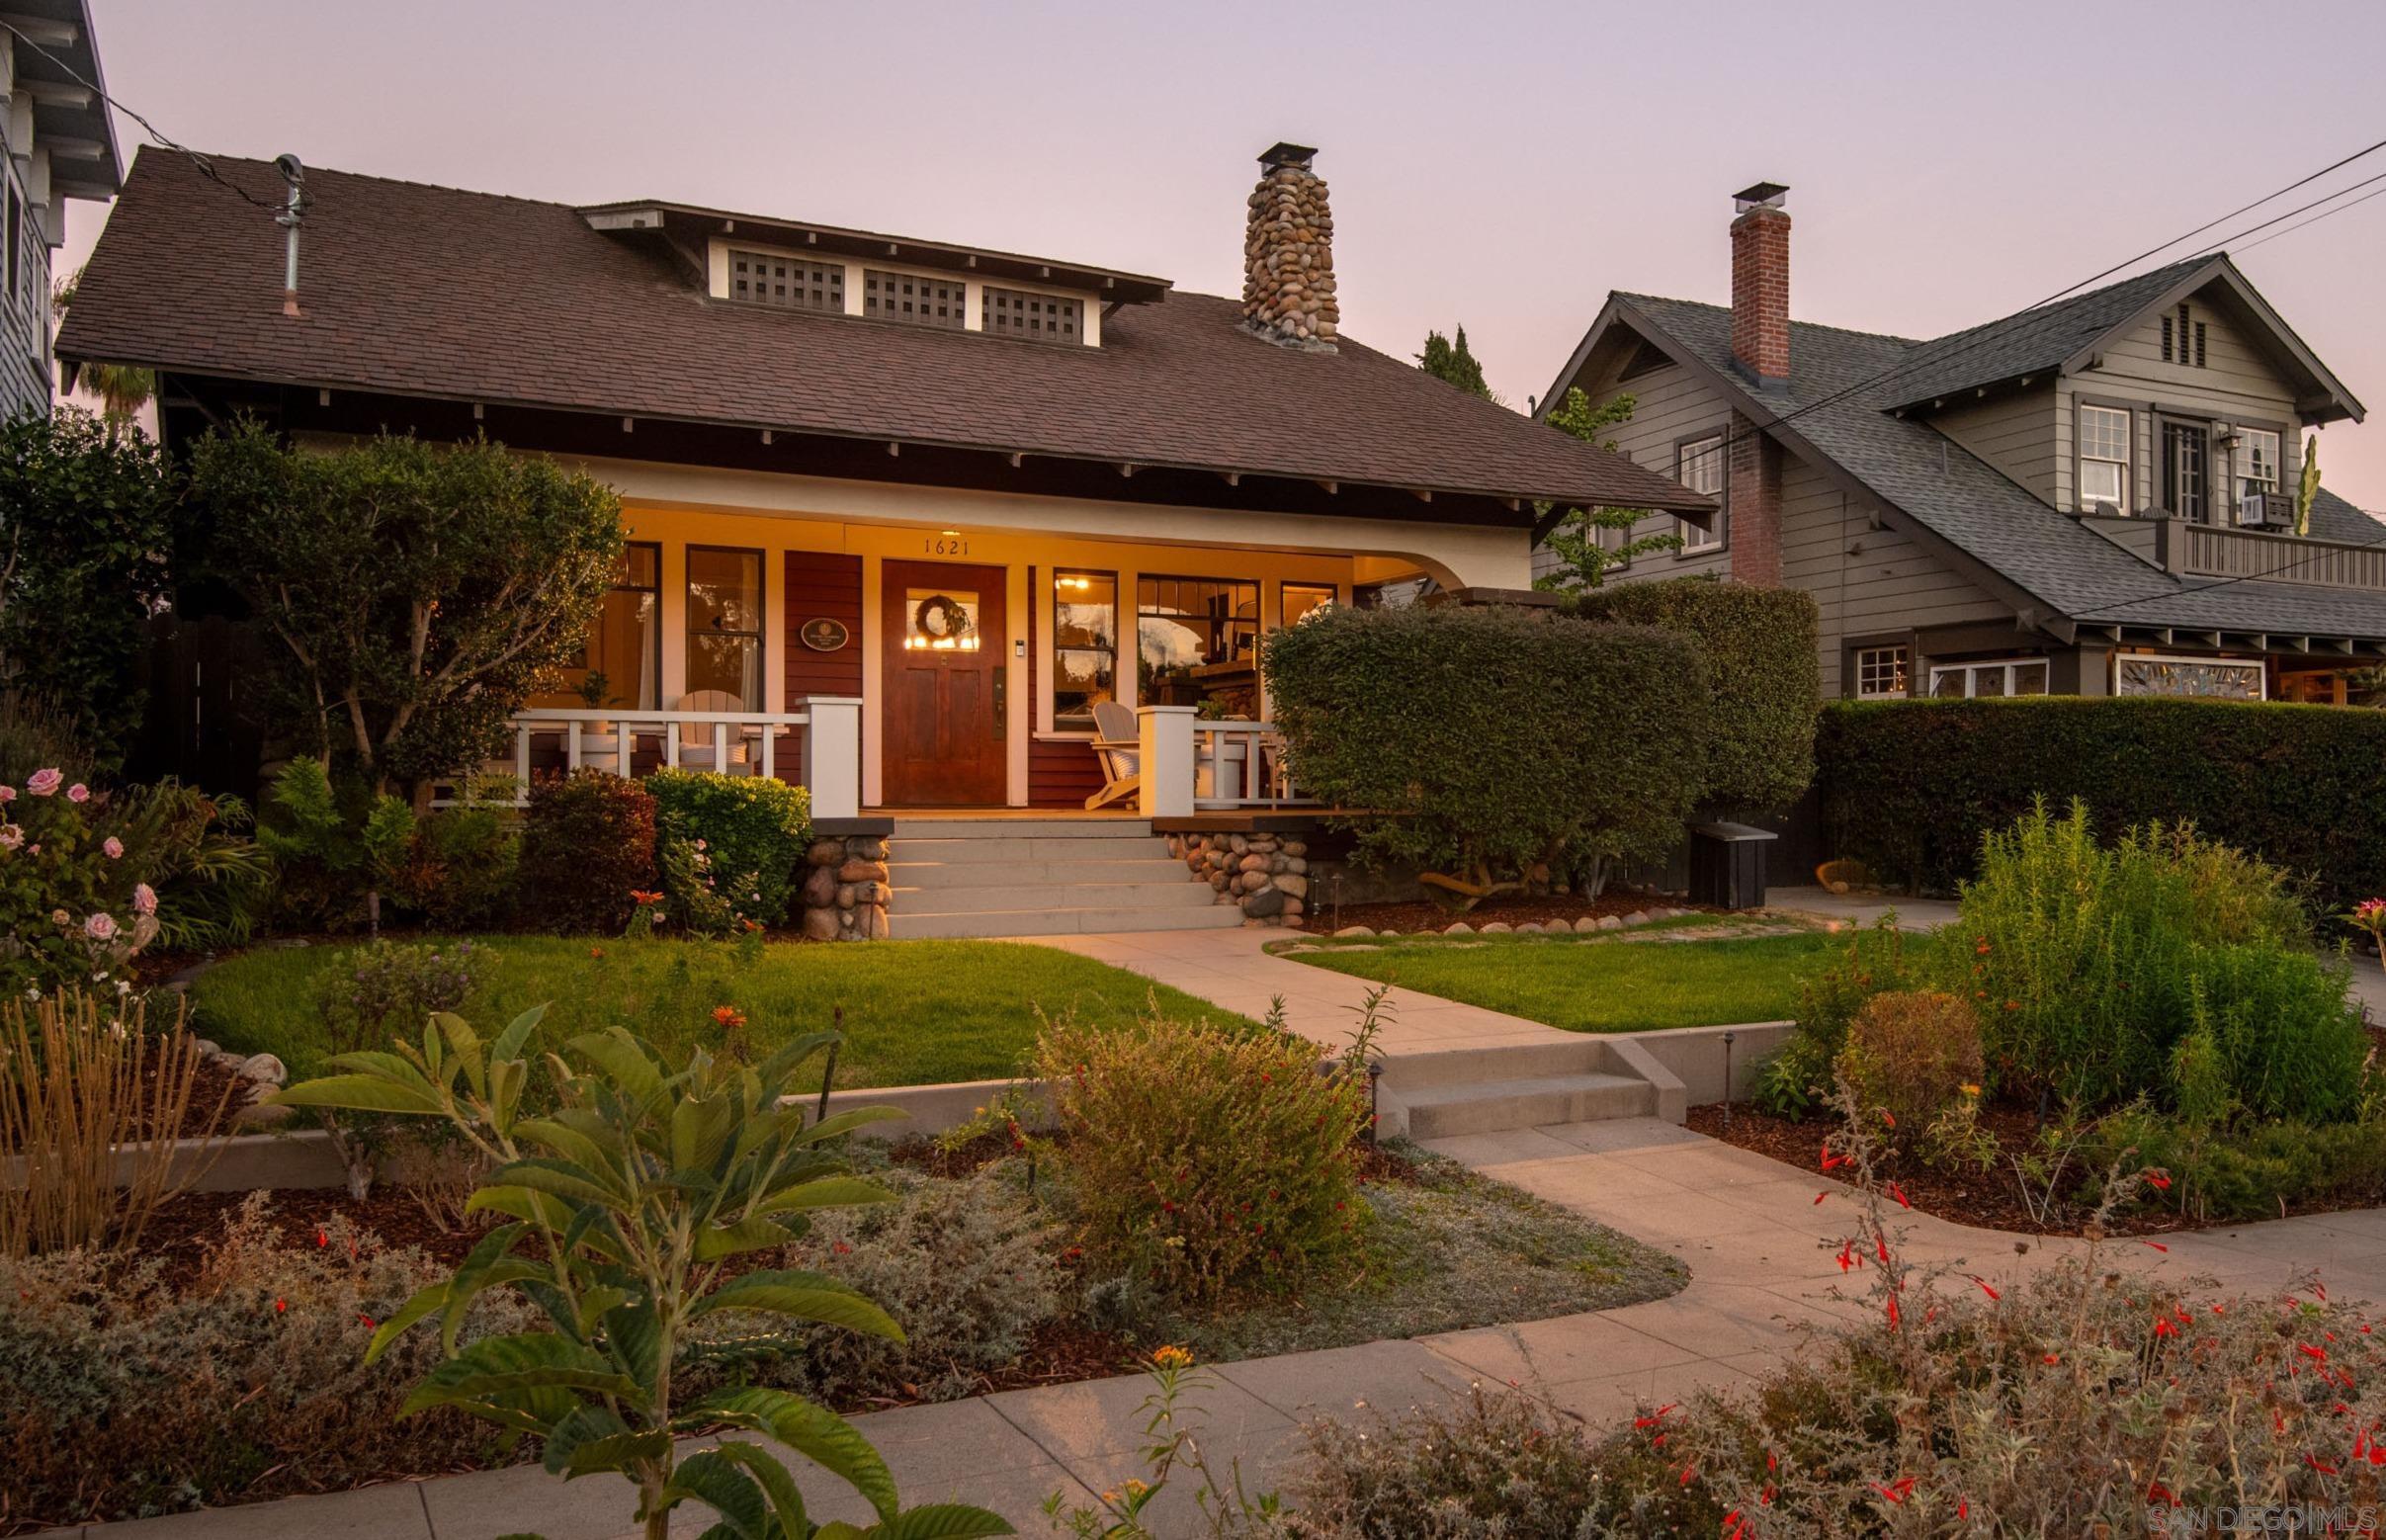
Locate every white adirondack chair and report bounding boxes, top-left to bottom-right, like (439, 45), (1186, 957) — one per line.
(1083, 699), (1141, 811)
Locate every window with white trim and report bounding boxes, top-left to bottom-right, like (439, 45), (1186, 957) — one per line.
(1676, 434), (1726, 553)
(2239, 428), (2281, 499)
(2079, 404), (2131, 512)
(1854, 645), (1909, 700)
(1927, 657), (2050, 699)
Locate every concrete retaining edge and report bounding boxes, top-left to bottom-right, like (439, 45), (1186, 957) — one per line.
(1618, 1021), (1796, 1107)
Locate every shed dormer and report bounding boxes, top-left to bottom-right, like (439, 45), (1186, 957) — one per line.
(577, 200), (1169, 348)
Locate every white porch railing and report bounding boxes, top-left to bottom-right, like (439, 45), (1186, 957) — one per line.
(1136, 706), (1316, 814)
(453, 696), (863, 818)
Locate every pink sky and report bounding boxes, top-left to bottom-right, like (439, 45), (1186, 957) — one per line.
(65, 0), (2386, 508)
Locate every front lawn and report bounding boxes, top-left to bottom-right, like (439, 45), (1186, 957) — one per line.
(1275, 917), (1833, 1032)
(189, 936), (1255, 1088)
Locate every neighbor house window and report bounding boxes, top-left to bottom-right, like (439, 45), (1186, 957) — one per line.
(2079, 404), (2131, 512)
(1137, 575), (1257, 708)
(1928, 658), (2050, 699)
(2239, 427), (2282, 508)
(2115, 654), (2263, 700)
(5, 192), (19, 306)
(685, 547), (764, 711)
(862, 270), (965, 329)
(727, 249), (843, 312)
(1051, 569), (1116, 729)
(2162, 420), (2211, 522)
(1854, 645), (1910, 700)
(576, 543), (660, 709)
(1676, 434), (1726, 552)
(983, 287), (1082, 343)
(1281, 582), (1336, 626)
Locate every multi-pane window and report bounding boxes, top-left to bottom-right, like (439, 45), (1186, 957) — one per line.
(1136, 576), (1258, 707)
(575, 544), (660, 709)
(1928, 658), (2050, 699)
(1676, 434), (1726, 552)
(2079, 405), (2131, 512)
(984, 287), (1082, 344)
(2239, 427), (2282, 501)
(1854, 645), (1910, 701)
(863, 270), (965, 329)
(2114, 654), (2263, 700)
(686, 547), (764, 711)
(2163, 421), (2210, 522)
(1051, 569), (1116, 729)
(727, 249), (843, 312)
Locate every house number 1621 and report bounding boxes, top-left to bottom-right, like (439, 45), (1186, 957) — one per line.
(926, 535), (971, 556)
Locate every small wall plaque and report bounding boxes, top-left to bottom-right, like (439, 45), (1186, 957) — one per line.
(800, 617), (852, 652)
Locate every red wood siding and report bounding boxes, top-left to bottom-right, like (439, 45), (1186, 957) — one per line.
(784, 552), (864, 774)
(1026, 564), (1106, 807)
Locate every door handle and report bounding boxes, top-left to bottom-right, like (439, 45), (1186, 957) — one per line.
(991, 669), (1006, 738)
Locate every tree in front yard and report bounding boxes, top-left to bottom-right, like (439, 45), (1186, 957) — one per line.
(0, 409), (176, 767)
(1533, 387), (1679, 589)
(189, 423), (623, 795)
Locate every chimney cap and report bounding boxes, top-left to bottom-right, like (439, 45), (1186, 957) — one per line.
(1733, 181), (1790, 213)
(1259, 141), (1321, 170)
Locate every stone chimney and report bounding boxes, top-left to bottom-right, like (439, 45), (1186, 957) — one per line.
(1242, 142), (1338, 350)
(1729, 181), (1791, 387)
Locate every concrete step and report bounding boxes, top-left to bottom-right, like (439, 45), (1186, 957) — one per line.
(889, 818), (1153, 840)
(888, 880), (1219, 914)
(1400, 1072), (1657, 1140)
(897, 857), (1192, 890)
(1376, 1039), (1622, 1092)
(886, 903), (1245, 940)
(890, 835), (1173, 864)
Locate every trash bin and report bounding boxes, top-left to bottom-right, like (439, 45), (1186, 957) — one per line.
(1688, 822), (1778, 909)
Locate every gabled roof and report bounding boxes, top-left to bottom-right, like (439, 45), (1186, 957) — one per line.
(60, 150), (1714, 519)
(1879, 255), (2364, 424)
(1560, 290), (2386, 643)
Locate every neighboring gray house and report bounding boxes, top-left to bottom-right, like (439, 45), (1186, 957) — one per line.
(0, 2), (120, 417)
(1538, 183), (2385, 705)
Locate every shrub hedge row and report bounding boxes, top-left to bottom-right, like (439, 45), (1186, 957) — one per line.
(1818, 697), (2386, 911)
(1564, 578), (1821, 814)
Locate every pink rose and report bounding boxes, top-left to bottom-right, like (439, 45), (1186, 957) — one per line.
(132, 883), (157, 917)
(84, 912), (119, 942)
(25, 768), (59, 798)
(102, 836), (123, 859)
(0, 825), (19, 850)
(0, 784), (16, 803)
(66, 783), (88, 804)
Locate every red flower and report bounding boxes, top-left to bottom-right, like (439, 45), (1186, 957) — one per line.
(2143, 1240), (2169, 1252)
(1887, 1181), (1910, 1210)
(274, 1298), (287, 1314)
(711, 1004), (747, 1030)
(2146, 1172), (2173, 1190)
(2302, 1343), (2331, 1363)
(2154, 1316), (2178, 1338)
(2043, 1352), (2061, 1365)
(1972, 1275), (2002, 1302)
(1813, 1190), (1829, 1205)
(590, 946), (606, 960)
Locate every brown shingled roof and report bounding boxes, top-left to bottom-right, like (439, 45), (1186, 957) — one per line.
(60, 149), (1712, 516)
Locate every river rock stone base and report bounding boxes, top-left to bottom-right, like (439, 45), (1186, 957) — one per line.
(1166, 830), (1310, 926)
(800, 834), (890, 942)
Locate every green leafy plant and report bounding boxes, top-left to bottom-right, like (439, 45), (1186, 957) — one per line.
(519, 770), (660, 935)
(648, 768), (811, 932)
(188, 421), (624, 796)
(1259, 602), (1708, 905)
(1038, 1014), (1369, 1300)
(1043, 1346), (1277, 1538)
(1832, 989), (1983, 1143)
(1749, 918), (1912, 1122)
(255, 758), (414, 932)
(1414, 325), (1496, 401)
(270, 1014), (1010, 1540)
(109, 779), (275, 950)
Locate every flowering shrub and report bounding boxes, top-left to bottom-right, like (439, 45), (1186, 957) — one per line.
(647, 767), (810, 932)
(0, 1194), (535, 1526)
(0, 765), (159, 996)
(517, 768), (657, 933)
(1039, 1014), (1369, 1299)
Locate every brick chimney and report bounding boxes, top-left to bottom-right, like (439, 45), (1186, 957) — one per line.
(1729, 181), (1791, 387)
(1242, 142), (1338, 351)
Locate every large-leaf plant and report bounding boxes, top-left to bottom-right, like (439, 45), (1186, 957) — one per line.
(271, 1010), (1010, 1540)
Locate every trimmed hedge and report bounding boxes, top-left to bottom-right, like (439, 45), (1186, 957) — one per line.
(1565, 577), (1820, 813)
(518, 769), (658, 934)
(646, 768), (811, 927)
(1818, 697), (2386, 910)
(1260, 603), (1709, 887)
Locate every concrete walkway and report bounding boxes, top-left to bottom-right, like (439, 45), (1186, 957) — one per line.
(1762, 884), (1958, 931)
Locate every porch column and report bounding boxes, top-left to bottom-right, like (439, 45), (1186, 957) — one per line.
(1136, 706), (1197, 818)
(800, 695), (864, 819)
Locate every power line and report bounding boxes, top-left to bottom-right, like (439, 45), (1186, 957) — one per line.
(2236, 181), (2386, 255)
(2173, 167), (2386, 264)
(0, 19), (276, 212)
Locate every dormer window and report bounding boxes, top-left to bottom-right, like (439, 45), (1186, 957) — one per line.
(864, 270), (965, 330)
(727, 249), (841, 312)
(983, 287), (1082, 344)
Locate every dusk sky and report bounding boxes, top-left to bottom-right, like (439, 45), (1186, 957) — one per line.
(64, 0), (2386, 508)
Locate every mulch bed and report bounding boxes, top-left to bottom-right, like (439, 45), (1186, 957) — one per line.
(1294, 888), (1718, 935)
(1687, 1100), (2386, 1240)
(168, 1048), (248, 1141)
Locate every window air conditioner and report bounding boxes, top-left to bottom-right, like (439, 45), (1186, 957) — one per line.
(2238, 491), (2293, 530)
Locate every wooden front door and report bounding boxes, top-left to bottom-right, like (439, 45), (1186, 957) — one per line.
(881, 560), (1008, 805)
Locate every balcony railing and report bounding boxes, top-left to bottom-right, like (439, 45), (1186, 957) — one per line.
(449, 696), (862, 818)
(2088, 513), (2386, 593)
(1136, 707), (1316, 813)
